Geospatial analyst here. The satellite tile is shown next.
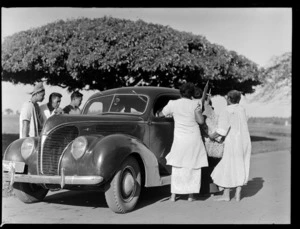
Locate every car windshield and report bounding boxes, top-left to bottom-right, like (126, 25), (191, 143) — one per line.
(83, 94), (149, 115)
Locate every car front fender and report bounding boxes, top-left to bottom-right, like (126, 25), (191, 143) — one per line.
(60, 134), (162, 187)
(3, 137), (40, 175)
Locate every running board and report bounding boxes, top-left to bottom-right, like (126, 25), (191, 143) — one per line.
(160, 175), (171, 186)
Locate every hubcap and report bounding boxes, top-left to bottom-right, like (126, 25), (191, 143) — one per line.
(121, 167), (136, 201)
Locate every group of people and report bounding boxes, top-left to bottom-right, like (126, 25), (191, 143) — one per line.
(19, 82), (83, 138)
(159, 82), (252, 202)
(19, 81), (251, 202)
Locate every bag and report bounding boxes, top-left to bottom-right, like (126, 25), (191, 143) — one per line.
(204, 138), (224, 158)
(201, 104), (224, 158)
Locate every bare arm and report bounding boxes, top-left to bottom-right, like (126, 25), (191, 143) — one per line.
(22, 120), (30, 138)
(209, 131), (222, 140)
(194, 107), (205, 125)
(156, 109), (165, 117)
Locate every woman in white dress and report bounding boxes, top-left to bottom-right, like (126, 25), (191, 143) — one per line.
(209, 90), (251, 201)
(160, 83), (208, 202)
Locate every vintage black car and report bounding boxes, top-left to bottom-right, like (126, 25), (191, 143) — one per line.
(3, 86), (183, 213)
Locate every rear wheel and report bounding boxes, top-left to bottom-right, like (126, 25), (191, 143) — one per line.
(13, 183), (49, 203)
(104, 157), (141, 213)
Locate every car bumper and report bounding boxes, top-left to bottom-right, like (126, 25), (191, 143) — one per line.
(3, 160), (103, 188)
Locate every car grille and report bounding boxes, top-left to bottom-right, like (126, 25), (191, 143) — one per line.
(41, 126), (79, 175)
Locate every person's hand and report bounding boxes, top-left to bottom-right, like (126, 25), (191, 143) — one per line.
(156, 109), (163, 117)
(204, 94), (211, 106)
(208, 133), (215, 141)
(195, 105), (202, 112)
(54, 107), (64, 115)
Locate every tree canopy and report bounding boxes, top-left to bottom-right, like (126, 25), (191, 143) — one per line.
(1, 17), (262, 95)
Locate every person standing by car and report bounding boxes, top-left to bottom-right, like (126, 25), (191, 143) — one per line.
(63, 91), (83, 114)
(209, 90), (251, 201)
(40, 92), (64, 125)
(19, 82), (45, 138)
(159, 82), (208, 202)
(193, 87), (221, 196)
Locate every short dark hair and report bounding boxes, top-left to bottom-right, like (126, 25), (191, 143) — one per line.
(227, 90), (241, 104)
(179, 82), (195, 99)
(193, 86), (203, 99)
(71, 91), (83, 100)
(48, 92), (62, 103)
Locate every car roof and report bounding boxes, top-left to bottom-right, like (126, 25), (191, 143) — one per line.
(87, 86), (179, 101)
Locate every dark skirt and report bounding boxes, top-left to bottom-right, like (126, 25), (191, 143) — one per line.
(200, 156), (221, 194)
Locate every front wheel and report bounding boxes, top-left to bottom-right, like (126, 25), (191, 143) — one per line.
(104, 156), (141, 213)
(13, 183), (49, 203)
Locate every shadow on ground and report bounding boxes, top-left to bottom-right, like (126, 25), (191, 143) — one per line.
(43, 190), (107, 208)
(42, 185), (211, 212)
(232, 177), (264, 200)
(250, 136), (276, 142)
(43, 185), (173, 211)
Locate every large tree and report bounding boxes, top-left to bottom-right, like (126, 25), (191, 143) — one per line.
(2, 17), (261, 95)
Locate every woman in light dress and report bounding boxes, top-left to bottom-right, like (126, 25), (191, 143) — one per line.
(160, 82), (208, 202)
(209, 90), (251, 201)
(192, 87), (222, 195)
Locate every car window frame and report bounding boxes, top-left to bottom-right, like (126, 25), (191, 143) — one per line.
(82, 93), (150, 116)
(151, 93), (181, 121)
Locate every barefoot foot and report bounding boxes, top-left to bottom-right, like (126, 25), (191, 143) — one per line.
(170, 193), (176, 202)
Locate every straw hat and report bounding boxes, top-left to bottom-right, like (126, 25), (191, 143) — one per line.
(29, 82), (45, 95)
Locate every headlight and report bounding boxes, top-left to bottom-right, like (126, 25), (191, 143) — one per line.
(71, 136), (87, 160)
(21, 138), (35, 160)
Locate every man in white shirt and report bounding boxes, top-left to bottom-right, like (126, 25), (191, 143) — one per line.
(40, 92), (63, 125)
(19, 82), (45, 138)
(63, 91), (83, 114)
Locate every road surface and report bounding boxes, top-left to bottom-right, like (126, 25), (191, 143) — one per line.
(2, 150), (290, 224)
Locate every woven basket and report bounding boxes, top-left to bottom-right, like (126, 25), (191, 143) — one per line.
(204, 138), (224, 158)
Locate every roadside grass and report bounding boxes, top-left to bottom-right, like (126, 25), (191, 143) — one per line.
(249, 123), (291, 154)
(2, 115), (291, 197)
(1, 115), (292, 156)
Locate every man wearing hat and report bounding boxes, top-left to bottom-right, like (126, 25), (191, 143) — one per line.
(19, 82), (45, 138)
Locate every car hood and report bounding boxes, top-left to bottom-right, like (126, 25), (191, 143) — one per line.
(41, 114), (145, 135)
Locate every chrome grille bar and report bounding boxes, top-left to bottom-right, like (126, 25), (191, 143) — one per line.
(41, 126), (79, 175)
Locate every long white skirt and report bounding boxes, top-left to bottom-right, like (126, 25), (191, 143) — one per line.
(171, 166), (201, 194)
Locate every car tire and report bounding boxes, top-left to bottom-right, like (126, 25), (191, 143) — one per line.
(13, 182), (49, 203)
(104, 156), (141, 213)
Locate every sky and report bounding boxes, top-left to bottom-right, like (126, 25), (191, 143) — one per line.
(1, 7), (292, 117)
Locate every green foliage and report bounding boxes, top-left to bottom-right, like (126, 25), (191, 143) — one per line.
(2, 17), (261, 94)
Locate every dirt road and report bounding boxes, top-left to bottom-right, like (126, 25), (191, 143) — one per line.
(1, 150), (290, 224)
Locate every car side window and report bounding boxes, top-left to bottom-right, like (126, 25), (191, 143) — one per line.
(84, 95), (113, 115)
(153, 94), (180, 117)
(87, 102), (104, 114)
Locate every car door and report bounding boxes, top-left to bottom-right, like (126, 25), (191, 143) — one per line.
(149, 93), (180, 176)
